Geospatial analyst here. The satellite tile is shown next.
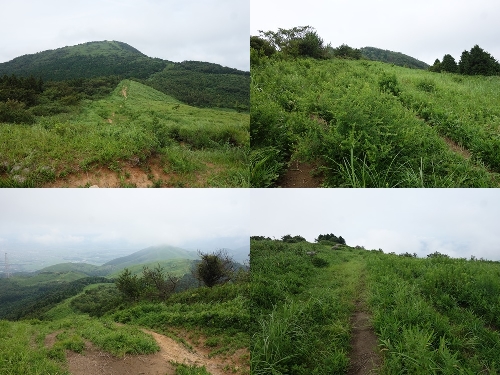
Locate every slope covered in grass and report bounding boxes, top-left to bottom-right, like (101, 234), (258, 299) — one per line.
(0, 79), (249, 187)
(251, 57), (500, 187)
(251, 239), (500, 374)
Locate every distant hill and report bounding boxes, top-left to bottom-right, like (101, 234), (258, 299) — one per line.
(103, 244), (198, 269)
(36, 262), (115, 277)
(360, 47), (429, 69)
(0, 40), (168, 80)
(0, 40), (249, 110)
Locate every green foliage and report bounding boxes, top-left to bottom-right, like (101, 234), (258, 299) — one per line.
(71, 285), (122, 317)
(315, 233), (346, 244)
(441, 54), (458, 73)
(174, 363), (212, 375)
(146, 61), (249, 111)
(0, 321), (70, 374)
(0, 79), (249, 187)
(360, 47), (430, 69)
(330, 44), (362, 60)
(457, 45), (500, 76)
(281, 234), (307, 243)
(0, 41), (167, 81)
(257, 26), (328, 59)
(195, 250), (235, 288)
(368, 253), (500, 373)
(251, 240), (362, 374)
(250, 58), (500, 187)
(0, 276), (113, 320)
(116, 268), (141, 301)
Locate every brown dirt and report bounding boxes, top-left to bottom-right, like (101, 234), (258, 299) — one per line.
(43, 158), (171, 188)
(442, 136), (472, 159)
(48, 327), (248, 375)
(278, 159), (323, 188)
(121, 86), (128, 98)
(347, 275), (381, 375)
(347, 307), (381, 375)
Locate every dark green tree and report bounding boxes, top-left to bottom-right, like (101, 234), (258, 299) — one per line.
(331, 44), (362, 59)
(459, 45), (500, 76)
(250, 36), (276, 57)
(195, 249), (235, 287)
(258, 26), (327, 59)
(141, 264), (179, 301)
(441, 54), (457, 73)
(429, 58), (442, 72)
(115, 268), (141, 301)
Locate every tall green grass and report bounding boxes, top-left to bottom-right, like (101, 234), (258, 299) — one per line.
(251, 57), (499, 187)
(0, 79), (249, 187)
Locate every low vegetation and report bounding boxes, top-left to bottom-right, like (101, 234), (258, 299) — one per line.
(0, 251), (250, 375)
(250, 26), (500, 187)
(0, 79), (249, 187)
(250, 237), (500, 374)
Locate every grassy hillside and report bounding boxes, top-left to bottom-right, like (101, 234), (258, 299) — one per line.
(1, 272), (250, 375)
(251, 239), (500, 374)
(104, 245), (198, 268)
(251, 57), (500, 187)
(108, 259), (194, 278)
(0, 79), (249, 187)
(147, 61), (250, 111)
(360, 46), (430, 69)
(0, 41), (167, 80)
(0, 40), (249, 111)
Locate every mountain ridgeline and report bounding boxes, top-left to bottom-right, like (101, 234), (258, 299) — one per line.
(0, 243), (248, 320)
(0, 40), (249, 110)
(360, 47), (430, 69)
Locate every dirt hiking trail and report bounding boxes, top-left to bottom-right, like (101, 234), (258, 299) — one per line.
(347, 274), (381, 375)
(46, 327), (247, 375)
(278, 159), (323, 187)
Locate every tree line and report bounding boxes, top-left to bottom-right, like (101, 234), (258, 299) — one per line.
(250, 26), (363, 64)
(251, 233), (347, 245)
(430, 45), (500, 76)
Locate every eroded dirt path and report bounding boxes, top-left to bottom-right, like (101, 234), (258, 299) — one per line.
(278, 159), (323, 187)
(45, 326), (247, 375)
(347, 274), (381, 375)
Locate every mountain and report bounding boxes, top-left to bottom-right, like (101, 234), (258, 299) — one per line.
(360, 47), (429, 69)
(0, 40), (249, 110)
(103, 244), (198, 269)
(0, 40), (168, 80)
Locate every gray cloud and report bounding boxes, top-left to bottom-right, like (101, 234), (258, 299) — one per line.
(0, 0), (249, 71)
(0, 189), (249, 251)
(251, 0), (500, 65)
(250, 189), (500, 261)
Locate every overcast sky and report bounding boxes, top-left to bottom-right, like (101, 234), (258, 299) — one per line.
(0, 0), (249, 71)
(251, 189), (500, 261)
(0, 189), (249, 255)
(251, 0), (500, 65)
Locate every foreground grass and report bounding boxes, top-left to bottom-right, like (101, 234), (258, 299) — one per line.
(250, 240), (500, 374)
(250, 240), (366, 374)
(251, 57), (500, 187)
(0, 79), (249, 187)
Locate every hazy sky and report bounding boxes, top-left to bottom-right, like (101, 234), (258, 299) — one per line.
(251, 189), (500, 261)
(251, 0), (500, 65)
(0, 189), (249, 254)
(0, 0), (249, 71)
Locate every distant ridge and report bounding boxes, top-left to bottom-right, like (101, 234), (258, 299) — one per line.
(103, 244), (198, 269)
(360, 47), (429, 69)
(0, 40), (249, 110)
(0, 40), (167, 80)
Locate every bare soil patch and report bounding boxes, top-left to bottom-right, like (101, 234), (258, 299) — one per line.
(347, 274), (381, 375)
(44, 159), (171, 188)
(347, 306), (381, 375)
(52, 327), (248, 375)
(278, 159), (323, 188)
(442, 136), (472, 159)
